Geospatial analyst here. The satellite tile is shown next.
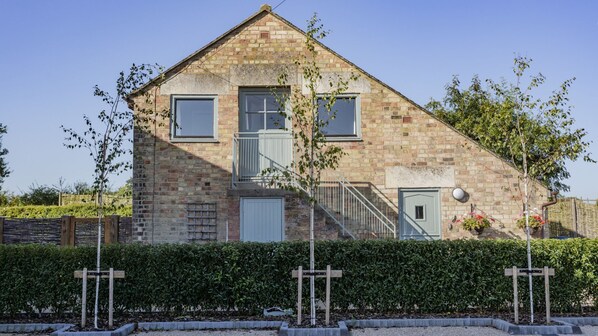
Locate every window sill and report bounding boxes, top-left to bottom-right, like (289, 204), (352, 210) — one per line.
(324, 137), (363, 142)
(170, 138), (219, 143)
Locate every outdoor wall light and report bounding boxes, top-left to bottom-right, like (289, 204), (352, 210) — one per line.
(452, 187), (467, 202)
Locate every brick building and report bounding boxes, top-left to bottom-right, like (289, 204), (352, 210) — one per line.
(129, 5), (548, 244)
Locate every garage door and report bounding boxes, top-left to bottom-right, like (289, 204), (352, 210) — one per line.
(240, 197), (284, 242)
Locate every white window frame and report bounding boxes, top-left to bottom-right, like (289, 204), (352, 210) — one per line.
(239, 88), (290, 133)
(317, 94), (361, 141)
(170, 94), (218, 142)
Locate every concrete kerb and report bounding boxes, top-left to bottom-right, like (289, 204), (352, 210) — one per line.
(345, 318), (584, 335)
(138, 320), (283, 331)
(0, 323), (73, 334)
(50, 323), (135, 336)
(279, 322), (349, 336)
(553, 316), (598, 326)
(1, 317), (596, 335)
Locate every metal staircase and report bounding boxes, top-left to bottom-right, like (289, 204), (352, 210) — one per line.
(315, 171), (397, 239)
(231, 133), (397, 239)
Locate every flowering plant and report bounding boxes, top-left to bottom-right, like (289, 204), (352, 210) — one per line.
(516, 214), (545, 229)
(458, 212), (494, 231)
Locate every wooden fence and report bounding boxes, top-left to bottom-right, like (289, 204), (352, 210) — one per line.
(547, 198), (598, 238)
(0, 216), (132, 246)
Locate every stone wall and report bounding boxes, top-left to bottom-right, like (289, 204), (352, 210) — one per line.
(132, 9), (548, 243)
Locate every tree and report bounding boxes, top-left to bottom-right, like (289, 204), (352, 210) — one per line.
(72, 180), (94, 195)
(264, 14), (356, 325)
(115, 178), (132, 197)
(0, 123), (10, 191)
(426, 60), (594, 192)
(21, 183), (59, 205)
(430, 56), (595, 322)
(61, 63), (164, 328)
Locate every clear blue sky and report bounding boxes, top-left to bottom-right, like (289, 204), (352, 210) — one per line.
(0, 0), (596, 198)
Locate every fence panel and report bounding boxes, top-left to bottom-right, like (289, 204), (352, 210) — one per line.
(547, 198), (598, 238)
(118, 216), (133, 244)
(74, 218), (100, 246)
(0, 216), (132, 245)
(2, 218), (61, 245)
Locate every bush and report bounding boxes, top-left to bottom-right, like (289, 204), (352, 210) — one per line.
(20, 184), (59, 206)
(0, 204), (132, 218)
(0, 239), (595, 317)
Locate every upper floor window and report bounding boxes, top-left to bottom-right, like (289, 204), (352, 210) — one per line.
(171, 95), (218, 142)
(317, 95), (361, 140)
(239, 89), (288, 132)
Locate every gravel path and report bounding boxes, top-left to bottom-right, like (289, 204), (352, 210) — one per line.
(134, 325), (598, 336)
(352, 325), (598, 336)
(351, 326), (598, 336)
(351, 326), (510, 336)
(4, 325), (598, 335)
(579, 326), (598, 336)
(135, 331), (277, 336)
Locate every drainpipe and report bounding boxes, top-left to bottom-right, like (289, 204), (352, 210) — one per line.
(541, 191), (558, 239)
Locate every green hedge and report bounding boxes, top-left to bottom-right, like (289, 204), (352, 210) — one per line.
(0, 239), (596, 317)
(0, 204), (132, 218)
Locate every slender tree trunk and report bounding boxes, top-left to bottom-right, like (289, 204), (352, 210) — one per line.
(524, 174), (534, 323)
(309, 201), (315, 326)
(520, 133), (534, 323)
(309, 108), (316, 326)
(94, 187), (104, 329)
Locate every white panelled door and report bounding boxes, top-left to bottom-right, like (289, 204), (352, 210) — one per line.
(240, 198), (284, 242)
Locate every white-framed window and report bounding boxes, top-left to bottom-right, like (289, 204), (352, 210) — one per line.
(170, 95), (218, 142)
(317, 94), (361, 140)
(239, 89), (288, 132)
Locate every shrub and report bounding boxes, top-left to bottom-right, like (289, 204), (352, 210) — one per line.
(0, 204), (132, 218)
(0, 239), (595, 317)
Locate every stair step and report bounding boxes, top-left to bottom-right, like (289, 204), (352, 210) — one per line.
(316, 174), (396, 241)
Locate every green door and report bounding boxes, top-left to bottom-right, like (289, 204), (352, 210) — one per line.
(399, 189), (441, 240)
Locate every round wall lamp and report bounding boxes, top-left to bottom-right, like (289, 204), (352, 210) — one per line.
(452, 187), (468, 202)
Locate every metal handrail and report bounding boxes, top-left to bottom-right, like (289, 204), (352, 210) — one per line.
(232, 133), (397, 239)
(335, 174), (396, 233)
(232, 132), (295, 187)
(316, 171), (397, 239)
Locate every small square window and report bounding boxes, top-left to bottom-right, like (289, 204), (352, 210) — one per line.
(317, 95), (361, 140)
(415, 205), (425, 220)
(171, 95), (218, 142)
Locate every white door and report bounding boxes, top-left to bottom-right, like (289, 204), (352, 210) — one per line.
(241, 198), (284, 242)
(238, 90), (292, 181)
(399, 189), (441, 240)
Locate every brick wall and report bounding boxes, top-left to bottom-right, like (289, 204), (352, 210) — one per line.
(132, 10), (548, 243)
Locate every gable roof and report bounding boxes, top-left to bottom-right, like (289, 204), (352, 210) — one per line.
(127, 4), (426, 113)
(126, 4), (547, 190)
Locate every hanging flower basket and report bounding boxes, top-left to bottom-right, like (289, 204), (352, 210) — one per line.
(458, 212), (494, 234)
(516, 214), (545, 234)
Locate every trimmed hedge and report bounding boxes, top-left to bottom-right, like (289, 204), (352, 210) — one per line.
(0, 204), (132, 218)
(0, 239), (596, 317)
